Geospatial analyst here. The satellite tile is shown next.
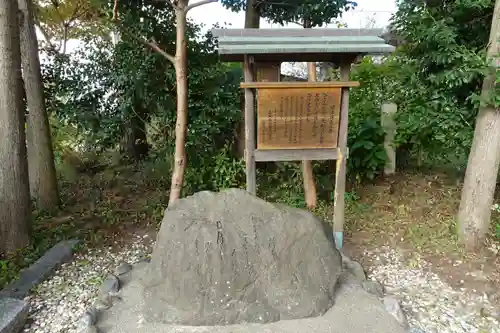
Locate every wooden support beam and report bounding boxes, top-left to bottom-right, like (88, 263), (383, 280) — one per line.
(243, 55), (256, 194)
(332, 63), (351, 249)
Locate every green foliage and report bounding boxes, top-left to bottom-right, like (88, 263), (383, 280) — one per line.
(211, 144), (245, 191)
(347, 57), (395, 181)
(220, 0), (357, 27)
(35, 0), (111, 50)
(43, 2), (241, 155)
(492, 204), (500, 239)
(258, 162), (306, 207)
(7, 0), (500, 296)
(42, 0), (245, 200)
(0, 260), (19, 289)
(0, 211), (82, 289)
(391, 0), (493, 168)
(40, 0), (498, 193)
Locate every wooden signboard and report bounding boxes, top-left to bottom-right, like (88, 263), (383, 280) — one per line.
(256, 87), (342, 150)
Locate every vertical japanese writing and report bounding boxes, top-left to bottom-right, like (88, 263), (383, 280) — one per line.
(328, 103), (336, 133)
(306, 93), (312, 122)
(298, 95), (304, 144)
(273, 107), (277, 136)
(261, 112), (267, 143)
(287, 95), (293, 143)
(312, 93), (320, 138)
(274, 96), (285, 138)
(319, 93), (328, 144)
(279, 96), (284, 139)
(293, 95), (299, 144)
(283, 95), (289, 139)
(258, 88), (340, 149)
(267, 109), (272, 142)
(279, 96), (284, 118)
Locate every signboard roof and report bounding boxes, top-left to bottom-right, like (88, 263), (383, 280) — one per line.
(211, 28), (395, 62)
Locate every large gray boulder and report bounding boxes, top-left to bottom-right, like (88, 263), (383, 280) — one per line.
(141, 189), (342, 326)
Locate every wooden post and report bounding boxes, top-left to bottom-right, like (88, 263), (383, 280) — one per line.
(381, 103), (397, 175)
(243, 55), (256, 194)
(332, 63), (351, 249)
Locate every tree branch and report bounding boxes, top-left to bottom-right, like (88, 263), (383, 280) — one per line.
(145, 39), (176, 65)
(255, 0), (294, 7)
(185, 0), (218, 13)
(109, 1), (174, 64)
(111, 0), (174, 65)
(69, 2), (82, 22)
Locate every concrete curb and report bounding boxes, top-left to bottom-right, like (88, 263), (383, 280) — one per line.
(0, 298), (29, 333)
(0, 239), (80, 299)
(0, 239), (79, 333)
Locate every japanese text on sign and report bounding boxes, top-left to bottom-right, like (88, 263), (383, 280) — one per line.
(257, 87), (341, 150)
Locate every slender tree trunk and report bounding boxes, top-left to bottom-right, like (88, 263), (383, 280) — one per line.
(168, 4), (188, 205)
(143, 0), (216, 203)
(0, 0), (31, 255)
(303, 62), (318, 209)
(244, 0), (260, 28)
(457, 0), (500, 251)
(18, 0), (59, 211)
(303, 19), (317, 209)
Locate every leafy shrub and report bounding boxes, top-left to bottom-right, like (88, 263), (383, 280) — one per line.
(347, 57), (395, 182)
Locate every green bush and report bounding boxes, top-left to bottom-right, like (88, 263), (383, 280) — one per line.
(346, 57), (395, 182)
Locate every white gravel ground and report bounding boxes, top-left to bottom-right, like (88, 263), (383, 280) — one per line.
(23, 235), (154, 333)
(363, 247), (499, 333)
(21, 237), (499, 333)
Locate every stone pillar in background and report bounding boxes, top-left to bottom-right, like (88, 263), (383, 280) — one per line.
(381, 103), (397, 175)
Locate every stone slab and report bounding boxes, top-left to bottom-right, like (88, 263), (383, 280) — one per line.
(0, 239), (79, 299)
(98, 265), (407, 333)
(0, 297), (29, 333)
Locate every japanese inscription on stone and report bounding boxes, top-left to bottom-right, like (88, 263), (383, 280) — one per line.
(257, 87), (341, 150)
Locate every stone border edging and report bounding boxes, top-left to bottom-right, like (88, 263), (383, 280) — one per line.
(0, 239), (80, 333)
(0, 239), (80, 299)
(0, 298), (29, 333)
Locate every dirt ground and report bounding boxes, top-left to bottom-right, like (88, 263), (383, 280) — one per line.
(340, 172), (500, 305)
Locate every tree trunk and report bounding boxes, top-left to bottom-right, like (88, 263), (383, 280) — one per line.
(0, 0), (31, 256)
(302, 19), (317, 209)
(244, 0), (260, 28)
(168, 5), (188, 205)
(236, 0), (260, 158)
(122, 108), (149, 162)
(18, 0), (59, 211)
(457, 0), (500, 251)
(302, 62), (318, 209)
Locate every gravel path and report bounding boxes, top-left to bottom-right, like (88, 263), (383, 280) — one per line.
(364, 247), (499, 333)
(21, 237), (499, 333)
(23, 235), (154, 333)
